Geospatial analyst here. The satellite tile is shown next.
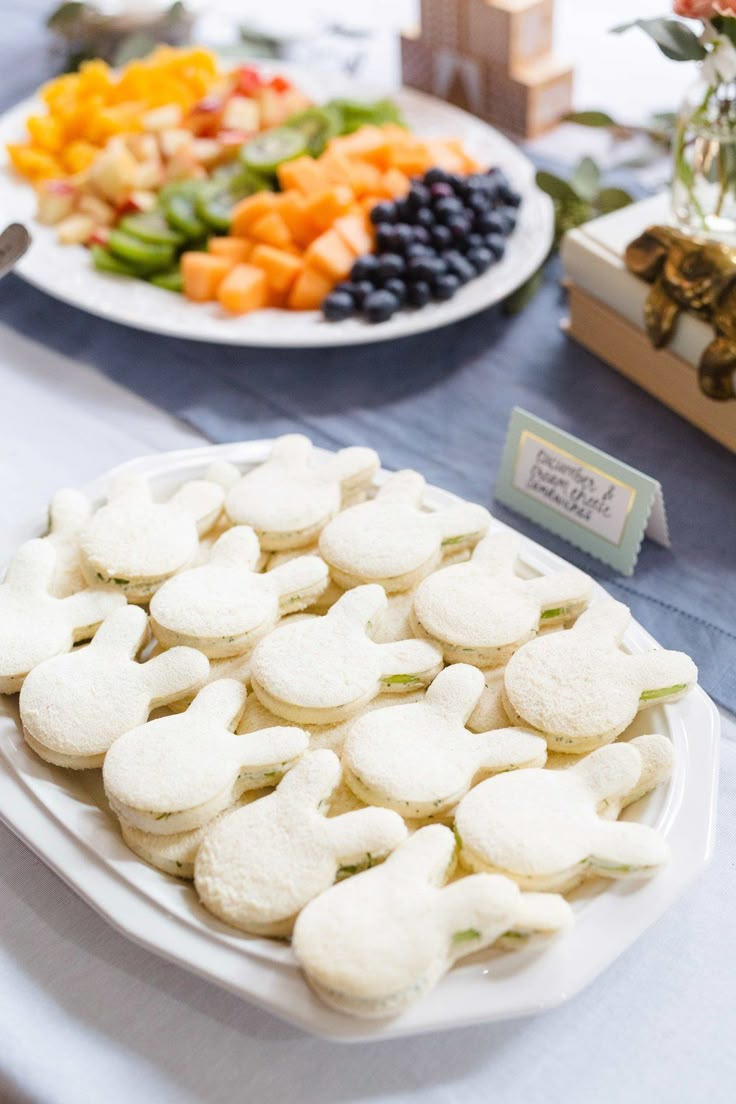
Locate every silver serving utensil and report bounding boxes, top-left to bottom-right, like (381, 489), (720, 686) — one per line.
(0, 223), (31, 279)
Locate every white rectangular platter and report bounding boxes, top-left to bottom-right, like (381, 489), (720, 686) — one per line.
(0, 440), (720, 1041)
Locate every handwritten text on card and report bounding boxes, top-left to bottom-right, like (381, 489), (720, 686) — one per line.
(513, 431), (636, 546)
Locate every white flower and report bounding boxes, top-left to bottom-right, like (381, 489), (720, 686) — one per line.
(703, 34), (736, 83)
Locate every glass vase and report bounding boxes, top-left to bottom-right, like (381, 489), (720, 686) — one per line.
(671, 75), (736, 243)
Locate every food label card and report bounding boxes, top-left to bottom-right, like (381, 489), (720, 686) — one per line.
(495, 409), (669, 575)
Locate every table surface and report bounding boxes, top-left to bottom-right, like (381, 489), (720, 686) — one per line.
(2, 3), (736, 1102)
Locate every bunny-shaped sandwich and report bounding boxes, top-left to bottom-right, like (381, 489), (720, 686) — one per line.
(250, 585), (443, 724)
(455, 735), (674, 892)
(413, 530), (592, 667)
(194, 749), (407, 936)
(343, 665), (547, 818)
(292, 824), (572, 1018)
(20, 606), (209, 768)
(224, 435), (379, 549)
(150, 526), (328, 657)
(42, 488), (93, 597)
(503, 599), (697, 752)
(80, 474), (225, 603)
(0, 540), (124, 694)
(318, 470), (491, 592)
(103, 679), (308, 834)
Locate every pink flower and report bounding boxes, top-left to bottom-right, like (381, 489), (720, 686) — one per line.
(673, 0), (716, 15)
(714, 1), (736, 14)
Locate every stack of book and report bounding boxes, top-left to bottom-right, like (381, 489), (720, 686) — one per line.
(561, 194), (735, 454)
(401, 0), (573, 139)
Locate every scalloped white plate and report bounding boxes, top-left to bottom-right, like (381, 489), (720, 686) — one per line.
(0, 88), (553, 346)
(0, 441), (719, 1040)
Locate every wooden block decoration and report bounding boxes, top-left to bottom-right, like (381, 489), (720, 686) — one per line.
(433, 48), (488, 117)
(566, 283), (736, 454)
(420, 0), (466, 52)
(485, 55), (573, 137)
(400, 29), (434, 94)
(464, 0), (554, 67)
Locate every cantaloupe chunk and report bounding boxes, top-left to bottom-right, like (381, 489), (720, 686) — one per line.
(424, 139), (467, 174)
(230, 192), (279, 237)
(181, 252), (233, 302)
(333, 212), (372, 257)
(379, 167), (411, 199)
(208, 237), (253, 263)
(250, 244), (304, 294)
(277, 156), (327, 195)
(304, 186), (355, 232)
(386, 144), (432, 176)
(304, 228), (356, 282)
(217, 263), (268, 315)
(287, 266), (335, 311)
(249, 211), (292, 249)
(278, 192), (319, 249)
(319, 150), (355, 188)
(328, 126), (388, 163)
(343, 159), (383, 197)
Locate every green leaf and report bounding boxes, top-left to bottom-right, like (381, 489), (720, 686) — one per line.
(563, 110), (616, 128)
(535, 170), (579, 204)
(572, 157), (601, 201)
(113, 33), (157, 67)
(502, 266), (545, 314)
(611, 18), (706, 62)
(595, 187), (634, 214)
(712, 15), (736, 48)
(46, 1), (89, 32)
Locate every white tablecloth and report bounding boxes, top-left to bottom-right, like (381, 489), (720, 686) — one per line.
(0, 322), (734, 1104)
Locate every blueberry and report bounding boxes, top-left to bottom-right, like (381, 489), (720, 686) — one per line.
(433, 196), (464, 221)
(486, 166), (510, 190)
(394, 199), (411, 221)
(406, 280), (432, 308)
(484, 233), (506, 259)
(363, 289), (400, 323)
(407, 255), (448, 284)
(392, 224), (415, 251)
(384, 277), (407, 305)
(322, 290), (356, 321)
(431, 224), (453, 250)
(339, 279), (375, 305)
(466, 246), (494, 273)
(425, 168), (452, 186)
(446, 215), (472, 240)
(375, 225), (396, 252)
(407, 184), (431, 209)
(430, 181), (454, 200)
(369, 202), (396, 226)
(413, 206), (435, 229)
(405, 242), (435, 259)
(432, 273), (461, 301)
(497, 207), (518, 233)
(467, 192), (490, 215)
(443, 251), (476, 284)
(476, 210), (506, 235)
(377, 253), (405, 280)
(465, 232), (485, 251)
(500, 185), (522, 208)
(412, 224), (431, 245)
(351, 255), (379, 282)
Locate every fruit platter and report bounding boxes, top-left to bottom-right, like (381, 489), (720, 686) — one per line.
(0, 47), (553, 346)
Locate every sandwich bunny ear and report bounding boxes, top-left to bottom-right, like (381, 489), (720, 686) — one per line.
(621, 735), (674, 809)
(62, 586), (126, 638)
(275, 748), (342, 807)
(184, 678), (247, 731)
(207, 526), (261, 571)
(435, 502), (492, 549)
(383, 823), (457, 885)
(3, 539), (57, 593)
(589, 819), (670, 875)
(571, 742), (644, 806)
(269, 434), (314, 466)
(267, 555), (329, 610)
(525, 568), (593, 616)
(107, 473), (152, 508)
(438, 873), (520, 947)
(204, 459), (241, 490)
(327, 584), (387, 629)
(85, 604), (148, 659)
(626, 649), (698, 702)
(570, 599), (631, 645)
(48, 488), (92, 534)
(325, 805), (408, 860)
(375, 469), (426, 505)
(469, 530), (521, 574)
(168, 479), (225, 534)
(325, 446), (379, 494)
(138, 646), (210, 704)
(511, 891), (574, 936)
(45, 489), (93, 597)
(424, 663), (485, 720)
(377, 638), (444, 686)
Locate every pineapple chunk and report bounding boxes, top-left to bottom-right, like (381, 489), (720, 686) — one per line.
(36, 180), (77, 225)
(57, 213), (94, 245)
(141, 104), (183, 132)
(89, 143), (140, 204)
